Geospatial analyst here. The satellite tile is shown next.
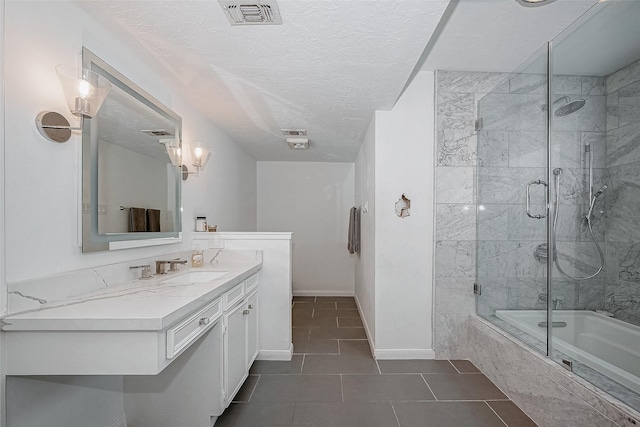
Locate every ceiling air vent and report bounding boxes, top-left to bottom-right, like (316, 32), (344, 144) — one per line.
(281, 129), (307, 137)
(141, 129), (173, 137)
(218, 1), (282, 25)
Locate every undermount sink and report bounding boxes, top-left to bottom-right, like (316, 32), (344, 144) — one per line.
(160, 271), (229, 285)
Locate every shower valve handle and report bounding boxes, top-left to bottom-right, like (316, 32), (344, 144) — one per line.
(526, 179), (548, 219)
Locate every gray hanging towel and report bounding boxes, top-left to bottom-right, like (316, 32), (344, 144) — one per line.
(146, 209), (161, 232)
(348, 206), (356, 254)
(354, 206), (361, 254)
(128, 207), (146, 232)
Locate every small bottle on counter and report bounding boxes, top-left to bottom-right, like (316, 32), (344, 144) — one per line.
(191, 250), (204, 267)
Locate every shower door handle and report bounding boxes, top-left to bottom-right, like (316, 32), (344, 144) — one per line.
(526, 179), (548, 219)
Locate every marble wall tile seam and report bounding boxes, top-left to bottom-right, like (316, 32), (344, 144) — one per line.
(434, 240), (476, 278)
(435, 203), (477, 241)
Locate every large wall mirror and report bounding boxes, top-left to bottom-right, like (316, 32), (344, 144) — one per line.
(82, 47), (182, 253)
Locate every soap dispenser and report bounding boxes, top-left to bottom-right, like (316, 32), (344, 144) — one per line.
(191, 250), (204, 267)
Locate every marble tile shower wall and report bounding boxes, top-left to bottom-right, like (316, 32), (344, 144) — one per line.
(434, 71), (507, 357)
(434, 71), (608, 343)
(604, 58), (640, 325)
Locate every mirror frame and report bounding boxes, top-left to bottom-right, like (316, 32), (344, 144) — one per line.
(82, 47), (182, 253)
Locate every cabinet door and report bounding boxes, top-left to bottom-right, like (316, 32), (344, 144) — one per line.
(246, 291), (259, 368)
(223, 301), (248, 406)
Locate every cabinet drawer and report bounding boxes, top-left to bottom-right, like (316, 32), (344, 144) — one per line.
(166, 298), (222, 359)
(244, 274), (259, 294)
(223, 283), (245, 310)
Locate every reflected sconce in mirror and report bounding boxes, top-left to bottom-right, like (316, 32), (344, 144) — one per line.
(163, 141), (211, 181)
(162, 139), (182, 168)
(36, 65), (112, 143)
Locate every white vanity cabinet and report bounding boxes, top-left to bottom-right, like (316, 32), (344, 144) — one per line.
(246, 290), (259, 367)
(124, 273), (260, 427)
(222, 276), (259, 407)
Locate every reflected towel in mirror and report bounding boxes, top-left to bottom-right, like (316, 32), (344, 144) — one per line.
(128, 207), (146, 232)
(146, 209), (161, 232)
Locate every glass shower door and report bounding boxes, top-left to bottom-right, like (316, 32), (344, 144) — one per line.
(549, 0), (640, 406)
(476, 44), (550, 354)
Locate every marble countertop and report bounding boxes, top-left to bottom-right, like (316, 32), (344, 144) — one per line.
(1, 262), (261, 332)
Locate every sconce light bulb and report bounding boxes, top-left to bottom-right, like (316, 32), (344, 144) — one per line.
(77, 79), (95, 99)
(194, 147), (203, 158)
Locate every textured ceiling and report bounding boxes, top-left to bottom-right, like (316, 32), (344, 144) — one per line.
(78, 0), (450, 162)
(420, 0), (600, 73)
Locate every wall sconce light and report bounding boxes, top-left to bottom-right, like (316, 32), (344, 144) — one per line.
(36, 65), (112, 143)
(162, 141), (210, 181)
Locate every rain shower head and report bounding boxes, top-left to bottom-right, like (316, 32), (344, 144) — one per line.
(541, 96), (587, 116)
(555, 98), (586, 116)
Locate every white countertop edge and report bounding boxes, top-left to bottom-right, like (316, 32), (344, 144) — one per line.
(1, 263), (262, 332)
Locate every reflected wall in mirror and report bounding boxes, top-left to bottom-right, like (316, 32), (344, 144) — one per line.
(82, 47), (182, 253)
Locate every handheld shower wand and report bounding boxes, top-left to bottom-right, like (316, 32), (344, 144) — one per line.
(551, 152), (606, 281)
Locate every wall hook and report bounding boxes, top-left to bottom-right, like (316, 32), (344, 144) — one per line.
(395, 194), (411, 218)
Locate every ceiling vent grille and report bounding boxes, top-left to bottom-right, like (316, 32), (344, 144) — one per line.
(218, 1), (282, 25)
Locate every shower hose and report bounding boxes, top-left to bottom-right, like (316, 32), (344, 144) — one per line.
(552, 168), (605, 280)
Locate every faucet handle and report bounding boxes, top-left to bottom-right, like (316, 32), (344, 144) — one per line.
(168, 259), (188, 272)
(155, 260), (170, 275)
(130, 264), (153, 279)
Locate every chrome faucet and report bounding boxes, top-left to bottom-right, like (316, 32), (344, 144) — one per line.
(155, 259), (188, 274)
(538, 293), (564, 309)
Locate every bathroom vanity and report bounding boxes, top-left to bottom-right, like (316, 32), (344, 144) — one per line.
(2, 262), (262, 426)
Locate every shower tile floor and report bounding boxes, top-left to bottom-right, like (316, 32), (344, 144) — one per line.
(216, 296), (537, 427)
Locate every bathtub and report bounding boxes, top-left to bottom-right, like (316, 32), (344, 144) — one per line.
(495, 310), (640, 394)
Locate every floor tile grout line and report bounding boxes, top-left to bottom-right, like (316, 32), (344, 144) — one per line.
(420, 373), (438, 401)
(390, 402), (402, 427)
(246, 374), (260, 402)
(485, 400), (510, 427)
(448, 359), (462, 374)
(340, 374), (344, 403)
(300, 354), (306, 374)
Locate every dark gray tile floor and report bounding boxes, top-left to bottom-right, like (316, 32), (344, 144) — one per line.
(215, 296), (537, 426)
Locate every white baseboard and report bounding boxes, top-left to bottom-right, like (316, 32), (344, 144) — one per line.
(374, 349), (436, 360)
(257, 344), (293, 361)
(354, 294), (376, 357)
(293, 290), (354, 297)
(354, 294), (435, 360)
(110, 413), (127, 427)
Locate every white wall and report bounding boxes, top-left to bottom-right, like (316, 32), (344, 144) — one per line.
(1, 1), (7, 425)
(5, 1), (256, 282)
(354, 118), (376, 346)
(3, 2), (256, 426)
(257, 162), (355, 296)
(3, 1), (256, 284)
(354, 72), (436, 359)
(374, 71), (435, 357)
